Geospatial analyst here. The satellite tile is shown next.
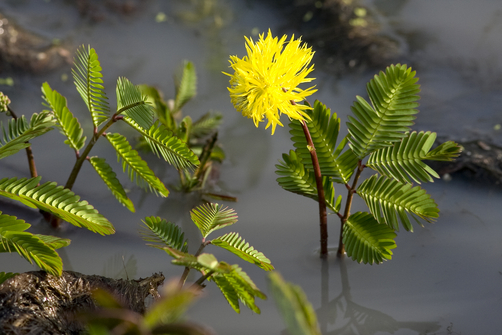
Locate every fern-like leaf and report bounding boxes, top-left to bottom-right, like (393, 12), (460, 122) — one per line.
(0, 177), (115, 235)
(143, 282), (199, 328)
(138, 84), (175, 130)
(290, 100), (358, 183)
(367, 131), (461, 184)
(211, 232), (274, 271)
(141, 216), (188, 253)
(268, 272), (321, 335)
(35, 234), (71, 250)
(343, 212), (397, 264)
(426, 141), (463, 161)
(0, 112), (55, 159)
(191, 112), (223, 139)
(162, 248), (231, 276)
(106, 133), (169, 197)
(0, 212), (63, 276)
(116, 77), (154, 130)
(89, 156), (135, 212)
(72, 45), (110, 127)
(41, 82), (86, 151)
(357, 175), (439, 232)
(161, 246), (201, 269)
(124, 118), (199, 170)
(276, 150), (337, 213)
(211, 265), (266, 314)
(347, 64), (421, 159)
(174, 60), (197, 112)
(190, 203), (237, 238)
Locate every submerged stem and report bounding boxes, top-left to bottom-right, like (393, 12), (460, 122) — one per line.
(338, 160), (365, 256)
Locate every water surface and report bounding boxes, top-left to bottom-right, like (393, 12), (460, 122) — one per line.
(0, 1), (501, 334)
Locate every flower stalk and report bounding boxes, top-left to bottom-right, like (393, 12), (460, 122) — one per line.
(300, 119), (328, 258)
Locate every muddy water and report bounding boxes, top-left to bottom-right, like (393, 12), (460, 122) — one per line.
(0, 1), (501, 334)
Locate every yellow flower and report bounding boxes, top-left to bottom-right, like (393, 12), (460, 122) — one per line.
(224, 30), (317, 134)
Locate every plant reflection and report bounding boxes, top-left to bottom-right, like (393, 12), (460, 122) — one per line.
(315, 259), (442, 335)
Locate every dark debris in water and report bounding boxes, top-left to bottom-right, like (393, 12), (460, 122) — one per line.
(0, 12), (71, 73)
(0, 270), (164, 335)
(430, 140), (502, 185)
(75, 0), (148, 22)
(263, 0), (405, 75)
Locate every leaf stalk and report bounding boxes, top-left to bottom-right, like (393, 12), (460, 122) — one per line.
(338, 160), (365, 256)
(179, 241), (210, 287)
(7, 106), (38, 181)
(65, 115), (118, 190)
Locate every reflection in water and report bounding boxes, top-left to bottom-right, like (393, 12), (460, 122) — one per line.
(316, 258), (441, 335)
(101, 253), (138, 280)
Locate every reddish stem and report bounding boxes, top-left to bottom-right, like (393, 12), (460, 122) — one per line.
(300, 120), (328, 259)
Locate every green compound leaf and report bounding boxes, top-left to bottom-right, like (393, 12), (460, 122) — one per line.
(211, 265), (266, 314)
(116, 77), (154, 130)
(425, 140), (463, 161)
(343, 211), (397, 264)
(106, 133), (169, 197)
(290, 100), (358, 183)
(161, 247), (230, 275)
(347, 64), (420, 159)
(0, 112), (55, 160)
(191, 112), (223, 139)
(190, 203), (237, 239)
(191, 112), (222, 139)
(276, 150), (337, 213)
(124, 118), (199, 170)
(138, 84), (174, 130)
(0, 177), (115, 235)
(162, 246), (200, 269)
(72, 45), (110, 127)
(0, 212), (63, 276)
(357, 175), (439, 232)
(367, 131), (462, 184)
(268, 272), (321, 335)
(89, 156), (135, 212)
(141, 216), (188, 253)
(211, 232), (274, 271)
(41, 82), (86, 151)
(143, 282), (199, 328)
(35, 234), (71, 250)
(174, 60), (197, 112)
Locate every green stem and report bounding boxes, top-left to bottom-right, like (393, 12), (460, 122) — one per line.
(7, 106), (38, 181)
(64, 115), (119, 190)
(191, 270), (215, 289)
(178, 241), (209, 288)
(300, 120), (328, 259)
(338, 160), (365, 256)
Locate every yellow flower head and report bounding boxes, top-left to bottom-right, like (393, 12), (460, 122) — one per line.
(224, 29), (317, 135)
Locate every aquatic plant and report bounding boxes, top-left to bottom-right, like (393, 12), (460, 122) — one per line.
(137, 62), (229, 197)
(82, 281), (213, 335)
(82, 271), (318, 335)
(226, 31), (462, 262)
(268, 271), (321, 335)
(141, 202), (273, 314)
(0, 45), (206, 276)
